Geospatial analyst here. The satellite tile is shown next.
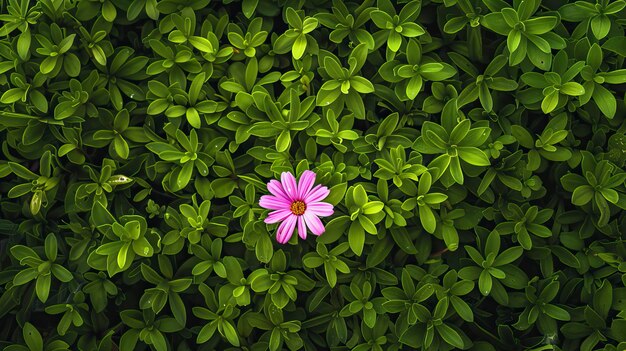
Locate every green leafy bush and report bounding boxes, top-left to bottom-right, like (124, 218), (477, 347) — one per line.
(1, 0), (626, 350)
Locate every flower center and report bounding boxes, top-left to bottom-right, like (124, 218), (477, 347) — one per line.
(290, 200), (306, 216)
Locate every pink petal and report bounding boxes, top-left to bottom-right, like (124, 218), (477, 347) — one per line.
(265, 209), (292, 224)
(298, 216), (307, 240)
(297, 170), (316, 199)
(305, 185), (330, 203)
(306, 202), (334, 217)
(276, 215), (297, 244)
(281, 172), (298, 200)
(259, 195), (291, 210)
(304, 212), (325, 236)
(267, 180), (290, 201)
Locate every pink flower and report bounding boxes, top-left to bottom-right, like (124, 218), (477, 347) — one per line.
(259, 171), (334, 244)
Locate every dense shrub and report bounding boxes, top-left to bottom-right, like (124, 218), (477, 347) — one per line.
(1, 0), (626, 350)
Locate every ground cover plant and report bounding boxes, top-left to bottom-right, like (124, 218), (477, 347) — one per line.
(1, 0), (626, 350)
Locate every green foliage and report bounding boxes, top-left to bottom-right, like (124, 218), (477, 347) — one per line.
(1, 0), (626, 350)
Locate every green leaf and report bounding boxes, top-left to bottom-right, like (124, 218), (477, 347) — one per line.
(458, 147), (490, 166)
(358, 215), (377, 234)
(362, 201), (384, 214)
(222, 320), (240, 346)
(494, 247), (523, 265)
(51, 265), (73, 282)
(603, 37), (626, 56)
(23, 323), (43, 351)
(348, 222), (365, 256)
(13, 269), (38, 285)
(541, 91), (560, 114)
(571, 186), (594, 206)
(388, 31), (402, 52)
(255, 234), (273, 263)
(102, 0), (117, 22)
(543, 304), (570, 321)
(419, 205), (436, 234)
(276, 130), (291, 152)
(370, 10), (393, 29)
(169, 292), (187, 325)
(482, 12), (511, 35)
(350, 76), (375, 94)
(594, 280), (612, 318)
(592, 84), (617, 118)
(325, 182), (347, 206)
(177, 162), (194, 189)
(560, 82), (585, 96)
(45, 234), (58, 261)
(345, 90), (365, 119)
(591, 14), (611, 39)
(35, 273), (51, 302)
(114, 136), (130, 159)
(1, 88), (25, 104)
(444, 17), (467, 34)
(450, 295), (474, 322)
(437, 323), (464, 349)
(9, 163), (38, 180)
(478, 270), (492, 295)
(292, 34), (307, 59)
(316, 88), (341, 106)
(523, 16), (557, 34)
(8, 183), (33, 198)
(189, 36), (214, 52)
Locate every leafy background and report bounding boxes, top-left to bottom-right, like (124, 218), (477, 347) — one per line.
(1, 0), (626, 350)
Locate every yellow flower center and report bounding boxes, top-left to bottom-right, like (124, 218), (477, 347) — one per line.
(290, 200), (306, 215)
